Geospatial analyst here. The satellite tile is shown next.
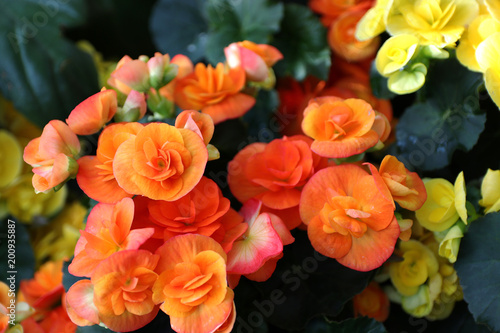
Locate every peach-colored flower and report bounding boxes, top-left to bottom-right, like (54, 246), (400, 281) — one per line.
(24, 120), (80, 193)
(299, 164), (399, 271)
(153, 234), (234, 333)
(174, 63), (256, 124)
(66, 89), (117, 135)
(301, 97), (379, 158)
(112, 122), (208, 201)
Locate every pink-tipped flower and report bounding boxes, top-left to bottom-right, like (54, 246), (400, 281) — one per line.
(115, 90), (147, 122)
(147, 52), (179, 90)
(226, 199), (291, 277)
(66, 89), (118, 135)
(224, 41), (283, 82)
(109, 58), (150, 93)
(24, 120), (80, 193)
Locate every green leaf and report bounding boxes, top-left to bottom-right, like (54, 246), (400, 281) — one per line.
(235, 231), (374, 331)
(149, 0), (208, 62)
(242, 89), (280, 142)
(272, 4), (331, 80)
(0, 219), (35, 290)
(394, 100), (486, 171)
(304, 317), (387, 333)
(0, 0), (99, 128)
(455, 212), (500, 332)
(205, 0), (284, 64)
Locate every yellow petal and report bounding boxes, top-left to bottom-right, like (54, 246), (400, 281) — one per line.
(454, 171), (468, 224)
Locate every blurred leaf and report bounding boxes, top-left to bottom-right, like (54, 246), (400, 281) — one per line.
(455, 212), (500, 333)
(304, 317), (387, 333)
(0, 0), (99, 128)
(0, 219), (35, 290)
(272, 4), (331, 81)
(395, 100), (486, 171)
(149, 0), (208, 62)
(242, 89), (280, 142)
(205, 0), (284, 64)
(234, 231), (374, 331)
(370, 63), (396, 99)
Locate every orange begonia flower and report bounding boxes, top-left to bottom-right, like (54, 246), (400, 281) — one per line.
(175, 110), (215, 145)
(299, 164), (399, 271)
(153, 234), (234, 333)
(66, 89), (117, 136)
(69, 197), (154, 277)
(113, 122), (208, 201)
(309, 0), (374, 26)
(24, 120), (80, 193)
(147, 176), (230, 239)
(20, 260), (64, 310)
(366, 155), (427, 211)
(228, 135), (327, 230)
(108, 56), (134, 95)
(353, 281), (390, 322)
(92, 250), (159, 331)
(224, 40), (283, 82)
(328, 10), (380, 62)
(174, 62), (256, 124)
(301, 97), (379, 158)
(76, 122), (143, 203)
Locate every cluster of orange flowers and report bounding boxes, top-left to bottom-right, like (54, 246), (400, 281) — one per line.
(20, 5), (427, 329)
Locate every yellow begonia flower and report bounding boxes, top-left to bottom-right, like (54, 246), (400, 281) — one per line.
(485, 0), (500, 22)
(456, 15), (500, 72)
(479, 168), (500, 213)
(416, 178), (459, 232)
(390, 240), (439, 296)
(33, 202), (87, 263)
(5, 174), (67, 223)
(388, 62), (427, 94)
(401, 284), (434, 317)
(375, 34), (420, 76)
(437, 222), (465, 263)
(476, 32), (500, 109)
(355, 0), (393, 41)
(386, 0), (479, 48)
(0, 130), (22, 188)
(454, 171), (467, 223)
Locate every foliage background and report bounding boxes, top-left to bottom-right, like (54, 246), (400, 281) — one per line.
(0, 0), (499, 332)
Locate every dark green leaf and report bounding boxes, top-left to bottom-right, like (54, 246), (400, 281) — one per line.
(149, 0), (208, 62)
(0, 0), (99, 128)
(272, 4), (331, 80)
(0, 218), (35, 290)
(455, 212), (500, 333)
(304, 317), (387, 333)
(370, 63), (396, 99)
(205, 0), (284, 64)
(242, 89), (280, 142)
(395, 100), (486, 172)
(234, 231), (373, 331)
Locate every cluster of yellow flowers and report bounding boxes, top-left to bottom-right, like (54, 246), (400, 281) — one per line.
(379, 167), (500, 319)
(0, 99), (86, 265)
(357, 0), (500, 103)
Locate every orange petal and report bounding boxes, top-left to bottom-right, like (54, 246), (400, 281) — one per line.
(66, 279), (100, 326)
(202, 93), (256, 124)
(300, 164), (368, 225)
(365, 162), (395, 208)
(307, 215), (352, 258)
(310, 130), (379, 158)
(337, 215), (400, 272)
(175, 110), (215, 145)
(170, 288), (234, 333)
(77, 155), (133, 203)
(66, 89), (117, 135)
